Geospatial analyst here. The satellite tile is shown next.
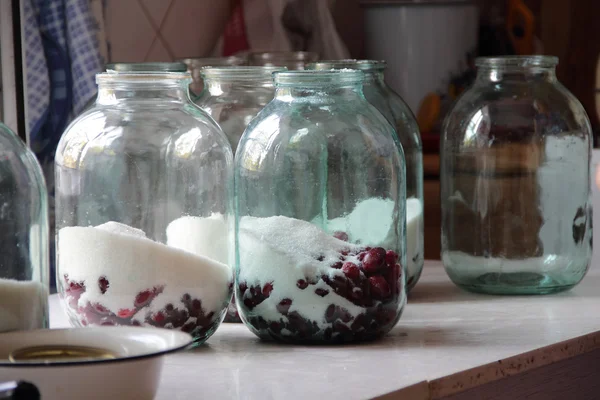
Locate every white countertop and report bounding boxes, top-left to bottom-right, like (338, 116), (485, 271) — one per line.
(49, 261), (600, 399)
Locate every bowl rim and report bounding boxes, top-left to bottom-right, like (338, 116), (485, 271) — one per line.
(0, 327), (193, 368)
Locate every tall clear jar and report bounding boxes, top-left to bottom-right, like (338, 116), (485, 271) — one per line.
(441, 56), (592, 294)
(55, 71), (234, 345)
(180, 56), (248, 97)
(309, 60), (424, 290)
(196, 66), (285, 322)
(235, 70), (406, 344)
(0, 123), (49, 333)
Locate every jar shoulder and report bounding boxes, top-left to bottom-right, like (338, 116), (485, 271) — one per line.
(443, 80), (592, 145)
(55, 105), (232, 167)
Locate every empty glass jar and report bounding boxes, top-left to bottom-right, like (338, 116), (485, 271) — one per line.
(441, 56), (592, 294)
(0, 122), (49, 333)
(235, 70), (406, 344)
(196, 66), (285, 322)
(55, 71), (234, 345)
(309, 60), (424, 290)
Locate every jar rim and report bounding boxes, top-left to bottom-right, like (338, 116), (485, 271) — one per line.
(475, 56), (559, 68)
(96, 71), (192, 84)
(179, 56), (247, 68)
(200, 66), (287, 81)
(307, 59), (386, 72)
(105, 62), (188, 72)
(274, 69), (364, 86)
(248, 51), (319, 62)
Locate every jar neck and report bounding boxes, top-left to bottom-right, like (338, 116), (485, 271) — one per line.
(274, 85), (364, 102)
(96, 82), (190, 105)
(204, 80), (273, 95)
(476, 66), (557, 83)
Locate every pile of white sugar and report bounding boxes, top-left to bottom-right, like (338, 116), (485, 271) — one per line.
(0, 279), (47, 332)
(238, 216), (365, 324)
(58, 218), (231, 322)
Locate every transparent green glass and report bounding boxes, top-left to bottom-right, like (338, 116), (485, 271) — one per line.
(55, 72), (234, 346)
(441, 56), (592, 295)
(308, 60), (424, 291)
(235, 70), (407, 344)
(0, 122), (49, 332)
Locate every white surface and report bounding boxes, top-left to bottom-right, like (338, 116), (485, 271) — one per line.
(58, 222), (231, 322)
(363, 2), (479, 113)
(49, 260), (600, 399)
(0, 327), (192, 400)
(0, 279), (46, 332)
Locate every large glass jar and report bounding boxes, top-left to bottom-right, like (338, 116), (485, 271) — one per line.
(309, 60), (424, 291)
(196, 66), (285, 323)
(0, 123), (49, 332)
(248, 51), (318, 70)
(235, 70), (406, 344)
(55, 71), (234, 345)
(441, 56), (592, 294)
(181, 56), (248, 98)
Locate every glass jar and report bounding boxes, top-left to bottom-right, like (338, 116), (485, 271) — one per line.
(248, 51), (318, 70)
(196, 66), (285, 323)
(55, 71), (234, 345)
(308, 60), (424, 290)
(235, 70), (407, 344)
(196, 66), (286, 153)
(181, 56), (248, 97)
(441, 56), (592, 294)
(0, 122), (49, 333)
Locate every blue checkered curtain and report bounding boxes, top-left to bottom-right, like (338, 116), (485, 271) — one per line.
(24, 0), (104, 291)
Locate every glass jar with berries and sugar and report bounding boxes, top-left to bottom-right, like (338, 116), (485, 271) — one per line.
(235, 69), (407, 344)
(55, 70), (234, 346)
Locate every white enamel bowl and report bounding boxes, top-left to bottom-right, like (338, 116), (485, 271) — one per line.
(0, 327), (192, 400)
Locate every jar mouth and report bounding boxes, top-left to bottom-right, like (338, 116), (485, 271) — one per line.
(249, 51), (319, 63)
(179, 56), (247, 68)
(274, 69), (364, 87)
(96, 72), (192, 84)
(475, 56), (558, 69)
(307, 60), (386, 72)
(200, 66), (287, 82)
(105, 62), (188, 73)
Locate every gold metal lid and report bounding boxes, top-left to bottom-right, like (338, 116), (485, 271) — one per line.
(9, 345), (118, 363)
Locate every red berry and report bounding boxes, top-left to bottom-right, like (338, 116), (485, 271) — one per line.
(315, 288), (329, 297)
(369, 276), (391, 298)
(385, 250), (398, 266)
(362, 248), (386, 273)
(93, 303), (110, 315)
(98, 277), (109, 294)
(276, 298), (292, 315)
(153, 312), (165, 323)
(296, 279), (308, 290)
(333, 231), (349, 241)
(331, 262), (343, 269)
(262, 282), (274, 297)
(117, 308), (136, 318)
(134, 290), (154, 307)
(342, 262), (360, 280)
